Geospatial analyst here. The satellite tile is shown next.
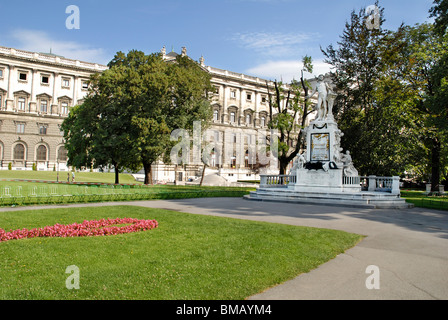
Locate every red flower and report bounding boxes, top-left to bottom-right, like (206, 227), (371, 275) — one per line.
(0, 218), (158, 242)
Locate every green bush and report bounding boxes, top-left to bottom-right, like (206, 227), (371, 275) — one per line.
(8, 162), (12, 170)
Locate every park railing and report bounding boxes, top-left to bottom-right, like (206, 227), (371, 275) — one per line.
(360, 176), (400, 194)
(259, 173), (400, 194)
(0, 183), (253, 207)
(259, 175), (296, 188)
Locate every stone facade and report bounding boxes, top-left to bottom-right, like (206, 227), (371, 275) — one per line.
(0, 45), (314, 183)
(0, 46), (107, 172)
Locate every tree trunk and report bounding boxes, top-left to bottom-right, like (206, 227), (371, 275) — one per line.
(431, 137), (441, 191)
(279, 159), (288, 176)
(113, 162), (120, 184)
(199, 164), (206, 186)
(143, 162), (153, 185)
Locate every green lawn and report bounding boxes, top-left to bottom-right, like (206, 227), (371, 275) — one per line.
(0, 205), (363, 300)
(0, 181), (255, 207)
(0, 170), (140, 184)
(401, 189), (448, 211)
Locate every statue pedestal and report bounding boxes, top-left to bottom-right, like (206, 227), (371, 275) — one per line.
(293, 117), (360, 193)
(293, 168), (360, 193)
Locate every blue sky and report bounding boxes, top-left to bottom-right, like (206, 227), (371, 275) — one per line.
(0, 0), (435, 82)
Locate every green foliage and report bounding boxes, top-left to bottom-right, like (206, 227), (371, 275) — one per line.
(62, 50), (213, 184)
(32, 163), (36, 171)
(8, 163), (12, 170)
(430, 0), (448, 36)
(265, 55), (314, 174)
(322, 3), (448, 184)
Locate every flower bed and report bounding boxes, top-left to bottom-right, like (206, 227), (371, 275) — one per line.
(0, 218), (158, 242)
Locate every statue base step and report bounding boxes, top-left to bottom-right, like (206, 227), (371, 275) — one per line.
(244, 187), (413, 209)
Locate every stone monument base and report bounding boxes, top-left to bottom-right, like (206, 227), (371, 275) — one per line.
(294, 168), (361, 193)
(244, 187), (412, 209)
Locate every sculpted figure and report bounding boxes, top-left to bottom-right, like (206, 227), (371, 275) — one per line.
(290, 151), (307, 173)
(306, 74), (334, 121)
(341, 151), (358, 177)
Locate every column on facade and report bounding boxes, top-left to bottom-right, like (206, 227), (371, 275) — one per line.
(222, 85), (228, 124)
(73, 75), (78, 105)
(254, 91), (260, 127)
(29, 68), (37, 113)
(5, 65), (14, 111)
(239, 88), (245, 126)
(222, 130), (228, 168)
(51, 72), (59, 114)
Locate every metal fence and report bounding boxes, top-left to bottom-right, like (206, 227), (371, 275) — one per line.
(0, 184), (252, 207)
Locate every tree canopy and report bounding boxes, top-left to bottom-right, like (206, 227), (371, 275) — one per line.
(322, 1), (448, 189)
(62, 50), (213, 184)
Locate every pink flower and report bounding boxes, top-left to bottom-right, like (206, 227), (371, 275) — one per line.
(0, 218), (158, 242)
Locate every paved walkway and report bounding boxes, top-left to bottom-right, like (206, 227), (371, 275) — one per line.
(1, 198), (448, 300)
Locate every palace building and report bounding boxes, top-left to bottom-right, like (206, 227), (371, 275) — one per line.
(0, 45), (316, 183)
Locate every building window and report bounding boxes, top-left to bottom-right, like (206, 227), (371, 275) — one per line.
(14, 144), (25, 160)
(81, 81), (89, 90)
(0, 94), (2, 109)
(16, 123), (25, 133)
(260, 116), (266, 127)
(18, 72), (27, 81)
(62, 78), (70, 88)
(18, 97), (26, 111)
(213, 109), (219, 121)
(230, 112), (236, 123)
(41, 75), (50, 85)
(0, 69), (3, 79)
(36, 145), (47, 161)
(246, 113), (251, 125)
(40, 100), (48, 113)
(246, 93), (252, 101)
(61, 102), (69, 115)
(214, 86), (219, 95)
(230, 90), (236, 99)
(58, 146), (68, 161)
(39, 125), (47, 135)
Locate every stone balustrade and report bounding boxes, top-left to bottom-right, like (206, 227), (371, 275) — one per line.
(361, 175), (400, 195)
(259, 175), (296, 187)
(260, 173), (401, 195)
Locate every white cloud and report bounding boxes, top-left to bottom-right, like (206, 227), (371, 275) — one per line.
(231, 31), (320, 58)
(245, 59), (332, 83)
(9, 29), (109, 64)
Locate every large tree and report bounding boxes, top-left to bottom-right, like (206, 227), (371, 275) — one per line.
(399, 23), (448, 189)
(63, 50), (213, 184)
(321, 4), (421, 177)
(61, 70), (137, 184)
(265, 56), (314, 175)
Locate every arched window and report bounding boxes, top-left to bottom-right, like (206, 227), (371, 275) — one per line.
(230, 112), (236, 123)
(58, 146), (68, 161)
(260, 116), (266, 127)
(36, 145), (47, 161)
(246, 113), (251, 125)
(213, 109), (219, 121)
(14, 143), (25, 160)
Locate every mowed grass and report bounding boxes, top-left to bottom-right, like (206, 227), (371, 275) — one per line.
(0, 170), (140, 184)
(401, 189), (448, 211)
(0, 205), (363, 300)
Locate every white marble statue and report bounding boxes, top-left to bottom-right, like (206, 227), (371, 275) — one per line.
(290, 151), (307, 173)
(341, 151), (358, 177)
(306, 74), (335, 121)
